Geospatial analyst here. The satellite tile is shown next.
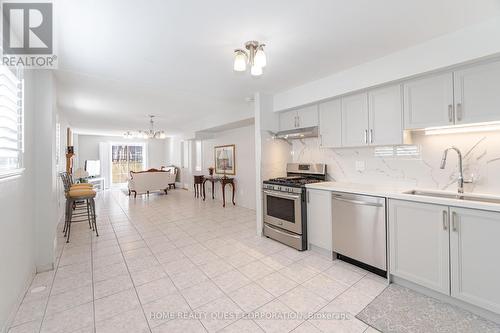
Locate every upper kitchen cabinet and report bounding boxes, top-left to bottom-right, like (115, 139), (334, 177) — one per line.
(279, 105), (318, 131)
(319, 99), (342, 148)
(454, 60), (500, 125)
(368, 85), (403, 145)
(450, 207), (500, 314)
(279, 109), (298, 131)
(403, 72), (454, 129)
(341, 92), (369, 147)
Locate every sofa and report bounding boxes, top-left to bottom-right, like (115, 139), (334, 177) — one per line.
(161, 166), (178, 189)
(128, 168), (176, 197)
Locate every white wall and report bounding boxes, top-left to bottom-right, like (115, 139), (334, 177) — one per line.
(0, 70), (59, 332)
(201, 125), (256, 210)
(274, 17), (500, 111)
(76, 134), (168, 170)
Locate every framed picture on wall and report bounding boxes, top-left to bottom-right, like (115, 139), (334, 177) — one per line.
(214, 144), (235, 175)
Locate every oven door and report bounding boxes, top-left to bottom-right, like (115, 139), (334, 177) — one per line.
(263, 189), (302, 234)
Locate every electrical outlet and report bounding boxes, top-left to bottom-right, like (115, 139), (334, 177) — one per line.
(355, 160), (365, 172)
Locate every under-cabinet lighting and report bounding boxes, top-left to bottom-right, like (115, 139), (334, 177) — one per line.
(424, 122), (500, 135)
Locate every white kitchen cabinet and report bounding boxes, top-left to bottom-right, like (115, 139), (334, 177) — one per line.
(454, 60), (500, 125)
(319, 99), (342, 148)
(279, 110), (299, 131)
(368, 85), (403, 145)
(388, 200), (450, 294)
(279, 105), (318, 131)
(297, 105), (319, 128)
(341, 92), (369, 147)
(307, 189), (332, 252)
(403, 72), (454, 129)
(450, 207), (500, 314)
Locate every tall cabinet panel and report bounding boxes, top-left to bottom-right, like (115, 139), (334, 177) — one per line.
(341, 92), (369, 147)
(368, 85), (403, 145)
(403, 72), (454, 129)
(454, 60), (500, 125)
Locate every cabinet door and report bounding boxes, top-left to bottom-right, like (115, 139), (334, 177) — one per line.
(450, 207), (500, 314)
(368, 85), (403, 145)
(341, 92), (369, 147)
(403, 72), (454, 129)
(454, 60), (500, 125)
(279, 110), (298, 131)
(388, 200), (450, 294)
(297, 105), (319, 128)
(319, 99), (342, 148)
(307, 189), (332, 252)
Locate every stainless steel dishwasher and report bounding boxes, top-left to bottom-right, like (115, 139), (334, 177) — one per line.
(331, 192), (387, 272)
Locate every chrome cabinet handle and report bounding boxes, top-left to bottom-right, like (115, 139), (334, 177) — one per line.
(364, 129), (368, 144)
(456, 103), (463, 121)
(448, 104), (453, 122)
(442, 210), (448, 230)
(369, 129), (374, 144)
(452, 211), (458, 232)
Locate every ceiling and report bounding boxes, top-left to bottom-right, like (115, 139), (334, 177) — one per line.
(55, 0), (500, 136)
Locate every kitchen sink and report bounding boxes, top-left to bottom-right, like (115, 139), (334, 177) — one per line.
(403, 190), (500, 205)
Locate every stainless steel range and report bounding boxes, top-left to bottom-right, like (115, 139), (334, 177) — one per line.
(262, 163), (326, 250)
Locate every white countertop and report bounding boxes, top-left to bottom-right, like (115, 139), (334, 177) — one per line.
(305, 181), (500, 213)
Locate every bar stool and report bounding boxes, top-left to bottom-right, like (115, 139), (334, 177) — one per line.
(64, 188), (98, 243)
(194, 175), (204, 198)
(59, 173), (99, 243)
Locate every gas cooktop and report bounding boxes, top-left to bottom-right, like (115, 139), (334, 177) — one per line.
(263, 176), (323, 187)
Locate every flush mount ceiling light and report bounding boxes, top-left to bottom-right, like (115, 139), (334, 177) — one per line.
(123, 115), (166, 139)
(233, 41), (267, 76)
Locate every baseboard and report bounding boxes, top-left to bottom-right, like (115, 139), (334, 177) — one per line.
(308, 244), (332, 258)
(1, 266), (36, 333)
(391, 275), (500, 324)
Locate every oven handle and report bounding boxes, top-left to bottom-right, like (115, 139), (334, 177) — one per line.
(332, 195), (384, 207)
(263, 190), (301, 200)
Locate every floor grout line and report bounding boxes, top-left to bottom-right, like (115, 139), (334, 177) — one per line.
(10, 189), (386, 333)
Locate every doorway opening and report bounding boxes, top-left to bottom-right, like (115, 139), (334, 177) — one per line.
(111, 144), (146, 184)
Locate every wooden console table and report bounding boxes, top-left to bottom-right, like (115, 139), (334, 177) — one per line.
(202, 176), (235, 207)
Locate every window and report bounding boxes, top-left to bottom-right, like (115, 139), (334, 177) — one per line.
(195, 140), (202, 172)
(374, 145), (421, 159)
(0, 66), (23, 177)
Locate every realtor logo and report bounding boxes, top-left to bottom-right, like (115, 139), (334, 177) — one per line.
(1, 1), (57, 68)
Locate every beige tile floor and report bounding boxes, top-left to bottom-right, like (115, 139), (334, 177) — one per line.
(8, 189), (386, 333)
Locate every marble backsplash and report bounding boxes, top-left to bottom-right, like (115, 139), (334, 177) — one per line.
(289, 130), (500, 195)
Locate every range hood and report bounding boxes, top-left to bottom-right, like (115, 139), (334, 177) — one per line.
(273, 126), (318, 140)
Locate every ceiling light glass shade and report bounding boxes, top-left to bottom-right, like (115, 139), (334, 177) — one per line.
(233, 50), (247, 71)
(159, 131), (167, 139)
(254, 47), (266, 68)
(251, 64), (263, 76)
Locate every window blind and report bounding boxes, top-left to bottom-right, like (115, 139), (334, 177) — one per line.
(0, 66), (22, 174)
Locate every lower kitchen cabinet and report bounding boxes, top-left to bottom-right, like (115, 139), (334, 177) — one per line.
(307, 189), (332, 252)
(450, 207), (500, 314)
(389, 199), (500, 315)
(388, 200), (450, 294)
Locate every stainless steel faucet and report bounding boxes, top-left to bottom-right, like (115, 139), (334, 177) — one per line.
(440, 146), (471, 194)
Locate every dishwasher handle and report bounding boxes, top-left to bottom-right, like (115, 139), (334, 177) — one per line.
(332, 194), (384, 207)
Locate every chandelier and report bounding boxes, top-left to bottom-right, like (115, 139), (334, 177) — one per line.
(123, 115), (166, 139)
(233, 41), (267, 76)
